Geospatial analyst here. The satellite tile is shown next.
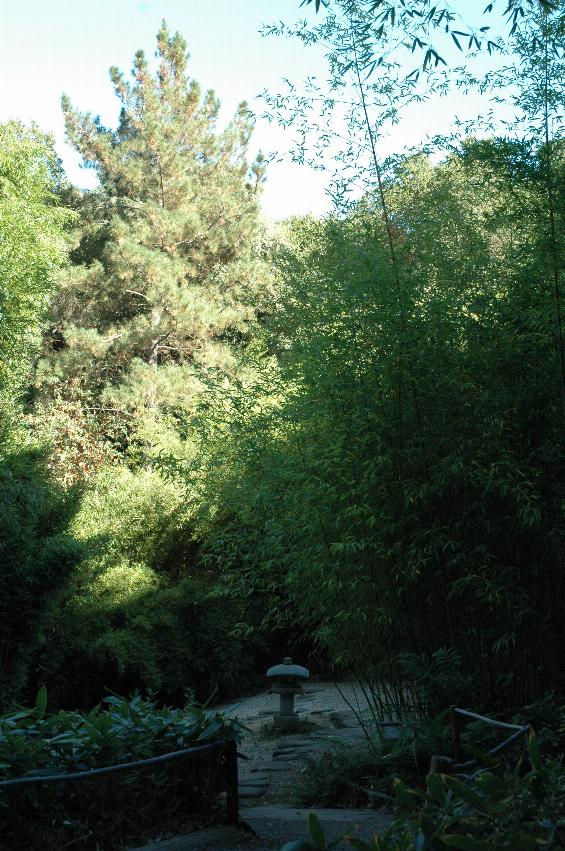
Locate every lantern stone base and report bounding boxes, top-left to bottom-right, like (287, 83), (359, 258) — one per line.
(272, 713), (302, 732)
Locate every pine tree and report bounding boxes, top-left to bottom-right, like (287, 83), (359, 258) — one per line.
(40, 21), (267, 466)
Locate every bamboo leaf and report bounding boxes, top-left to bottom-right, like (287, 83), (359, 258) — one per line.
(308, 813), (326, 850)
(426, 772), (447, 806)
(35, 687), (47, 720)
(442, 776), (488, 812)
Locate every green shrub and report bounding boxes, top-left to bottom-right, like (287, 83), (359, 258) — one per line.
(284, 735), (565, 850)
(34, 464), (271, 708)
(398, 650), (474, 718)
(299, 745), (389, 808)
(299, 722), (448, 808)
(73, 465), (191, 577)
(0, 448), (83, 705)
(0, 689), (242, 849)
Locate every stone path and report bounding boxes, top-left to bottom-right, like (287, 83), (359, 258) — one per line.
(131, 683), (394, 851)
(130, 807), (392, 849)
(219, 683), (382, 806)
(237, 713), (367, 803)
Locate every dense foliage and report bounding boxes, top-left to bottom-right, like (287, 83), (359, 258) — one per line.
(9, 24), (276, 709)
(283, 741), (565, 849)
(176, 1), (563, 715)
(0, 123), (83, 705)
(188, 137), (564, 710)
(0, 690), (241, 849)
(0, 450), (82, 705)
(32, 465), (270, 707)
(285, 703), (565, 849)
(38, 20), (267, 474)
(0, 122), (70, 425)
(0, 5), (563, 846)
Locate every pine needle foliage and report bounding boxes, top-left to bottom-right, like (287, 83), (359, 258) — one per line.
(39, 21), (268, 465)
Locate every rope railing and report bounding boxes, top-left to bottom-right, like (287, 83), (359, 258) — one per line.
(0, 738), (239, 824)
(430, 705), (531, 775)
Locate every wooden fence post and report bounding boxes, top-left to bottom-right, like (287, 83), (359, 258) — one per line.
(450, 705), (463, 762)
(225, 740), (239, 825)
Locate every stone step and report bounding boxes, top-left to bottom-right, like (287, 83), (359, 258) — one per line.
(239, 771), (269, 779)
(272, 752), (313, 762)
(272, 755), (313, 762)
(128, 824), (262, 850)
(273, 752), (300, 762)
(309, 732), (346, 739)
(278, 744), (314, 751)
(239, 786), (268, 799)
(244, 804), (394, 847)
(310, 730), (362, 740)
(250, 762), (294, 773)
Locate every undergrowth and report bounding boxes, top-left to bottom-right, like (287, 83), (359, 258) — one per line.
(0, 689), (242, 850)
(299, 722), (448, 808)
(288, 703), (565, 850)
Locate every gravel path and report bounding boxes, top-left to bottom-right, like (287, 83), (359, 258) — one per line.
(216, 681), (375, 723)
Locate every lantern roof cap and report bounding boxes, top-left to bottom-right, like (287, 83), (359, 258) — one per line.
(266, 657), (309, 680)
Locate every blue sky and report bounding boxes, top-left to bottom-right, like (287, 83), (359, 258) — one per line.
(0, 0), (509, 219)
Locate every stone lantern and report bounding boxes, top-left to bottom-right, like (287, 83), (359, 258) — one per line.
(266, 656), (310, 731)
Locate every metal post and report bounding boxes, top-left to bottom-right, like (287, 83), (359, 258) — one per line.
(225, 739), (239, 825)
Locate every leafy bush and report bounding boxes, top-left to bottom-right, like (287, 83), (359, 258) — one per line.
(283, 736), (565, 850)
(398, 650), (474, 718)
(299, 722), (448, 808)
(33, 464), (271, 708)
(0, 121), (71, 418)
(0, 689), (242, 849)
(0, 448), (83, 705)
(55, 577), (269, 707)
(389, 745), (565, 850)
(518, 698), (565, 759)
(73, 465), (191, 578)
